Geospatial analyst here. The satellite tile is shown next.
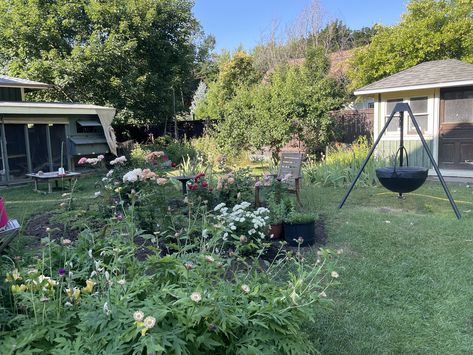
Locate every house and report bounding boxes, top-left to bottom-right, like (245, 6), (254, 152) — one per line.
(354, 59), (473, 177)
(0, 75), (117, 184)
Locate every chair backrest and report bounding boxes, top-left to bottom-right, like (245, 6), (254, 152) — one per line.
(277, 152), (303, 187)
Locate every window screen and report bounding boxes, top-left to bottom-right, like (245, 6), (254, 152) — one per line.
(444, 90), (473, 123)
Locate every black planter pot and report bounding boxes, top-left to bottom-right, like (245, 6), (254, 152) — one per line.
(283, 221), (315, 247)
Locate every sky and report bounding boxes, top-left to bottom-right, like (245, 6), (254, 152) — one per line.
(193, 0), (408, 52)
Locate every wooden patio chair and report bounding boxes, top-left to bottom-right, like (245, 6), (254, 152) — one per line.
(0, 219), (21, 254)
(255, 152), (304, 207)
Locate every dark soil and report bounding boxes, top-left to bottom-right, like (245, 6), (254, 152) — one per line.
(25, 212), (80, 248)
(23, 211), (329, 263)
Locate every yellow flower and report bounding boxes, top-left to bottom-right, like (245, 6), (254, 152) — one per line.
(82, 279), (95, 293)
(11, 284), (27, 293)
(5, 269), (22, 282)
(66, 287), (81, 300)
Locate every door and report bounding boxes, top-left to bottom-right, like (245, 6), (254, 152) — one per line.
(439, 87), (473, 169)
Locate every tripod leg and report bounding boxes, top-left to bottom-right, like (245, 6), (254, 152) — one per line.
(406, 106), (461, 219)
(339, 110), (397, 209)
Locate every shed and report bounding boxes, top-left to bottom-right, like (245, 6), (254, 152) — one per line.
(0, 75), (117, 184)
(354, 59), (473, 177)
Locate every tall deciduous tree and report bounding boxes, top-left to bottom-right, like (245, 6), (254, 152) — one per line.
(0, 0), (213, 124)
(348, 0), (473, 91)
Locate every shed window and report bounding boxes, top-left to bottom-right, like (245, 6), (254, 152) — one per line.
(76, 120), (102, 133)
(408, 97), (428, 134)
(443, 89), (473, 123)
(384, 99), (402, 133)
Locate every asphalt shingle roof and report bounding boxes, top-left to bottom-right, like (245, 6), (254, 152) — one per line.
(355, 59), (473, 94)
(0, 75), (50, 89)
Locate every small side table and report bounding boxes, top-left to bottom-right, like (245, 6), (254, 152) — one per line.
(172, 175), (196, 194)
(26, 172), (81, 194)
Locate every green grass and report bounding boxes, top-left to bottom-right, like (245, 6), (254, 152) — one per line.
(0, 175), (100, 224)
(301, 181), (473, 354)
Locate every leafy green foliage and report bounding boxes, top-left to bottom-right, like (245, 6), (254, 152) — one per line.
(1, 168), (338, 354)
(348, 0), (473, 90)
(198, 47), (346, 155)
(0, 0), (213, 124)
(304, 137), (386, 187)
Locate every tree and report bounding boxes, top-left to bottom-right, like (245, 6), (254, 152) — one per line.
(348, 0), (473, 91)
(195, 51), (261, 118)
(0, 0), (213, 125)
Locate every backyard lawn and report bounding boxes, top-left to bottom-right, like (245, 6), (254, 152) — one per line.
(2, 169), (473, 353)
(303, 181), (473, 354)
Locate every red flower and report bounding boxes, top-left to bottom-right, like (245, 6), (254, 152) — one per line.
(195, 172), (205, 181)
(189, 183), (199, 191)
(201, 181), (208, 188)
(171, 162), (177, 168)
(162, 155), (169, 161)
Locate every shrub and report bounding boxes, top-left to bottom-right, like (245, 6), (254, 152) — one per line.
(304, 136), (385, 187)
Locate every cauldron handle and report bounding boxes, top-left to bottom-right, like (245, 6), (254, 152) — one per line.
(393, 146), (409, 174)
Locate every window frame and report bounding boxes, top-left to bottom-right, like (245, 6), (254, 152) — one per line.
(382, 95), (432, 137)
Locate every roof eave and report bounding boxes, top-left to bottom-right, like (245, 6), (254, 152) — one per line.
(354, 79), (473, 96)
(0, 83), (52, 90)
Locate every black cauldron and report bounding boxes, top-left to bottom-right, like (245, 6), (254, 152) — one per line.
(376, 166), (428, 194)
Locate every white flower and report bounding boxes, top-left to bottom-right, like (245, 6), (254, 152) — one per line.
(110, 156), (127, 165)
(117, 279), (126, 286)
(143, 316), (156, 329)
(190, 292), (202, 303)
(241, 284), (250, 294)
(103, 302), (111, 315)
(65, 301), (73, 307)
(331, 271), (339, 278)
(134, 310), (145, 322)
(62, 239), (72, 245)
(319, 291), (327, 298)
(214, 203), (226, 211)
(94, 191), (101, 198)
(204, 255), (214, 263)
(106, 169), (114, 177)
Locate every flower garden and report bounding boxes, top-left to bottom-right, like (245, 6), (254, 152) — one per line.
(2, 139), (473, 354)
(0, 142), (340, 354)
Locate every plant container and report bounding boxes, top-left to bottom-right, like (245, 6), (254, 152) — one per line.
(283, 221), (315, 247)
(269, 223), (284, 239)
(0, 197), (8, 228)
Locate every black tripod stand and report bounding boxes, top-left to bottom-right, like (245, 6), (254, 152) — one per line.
(338, 102), (461, 219)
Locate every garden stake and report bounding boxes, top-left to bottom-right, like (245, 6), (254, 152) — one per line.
(338, 102), (461, 219)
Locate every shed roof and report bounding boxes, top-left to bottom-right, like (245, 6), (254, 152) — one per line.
(0, 75), (51, 89)
(0, 101), (115, 115)
(354, 59), (473, 95)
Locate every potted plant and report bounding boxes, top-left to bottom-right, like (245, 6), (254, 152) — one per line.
(266, 193), (294, 240)
(283, 212), (317, 247)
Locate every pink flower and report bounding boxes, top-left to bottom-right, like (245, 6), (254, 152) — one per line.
(201, 181), (208, 188)
(97, 155), (105, 161)
(78, 157), (88, 165)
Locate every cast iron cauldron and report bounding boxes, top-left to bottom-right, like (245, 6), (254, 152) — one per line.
(376, 146), (428, 194)
(376, 166), (428, 194)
